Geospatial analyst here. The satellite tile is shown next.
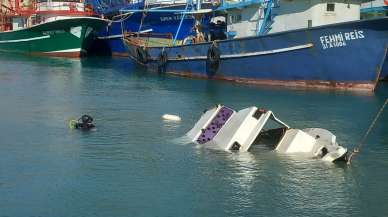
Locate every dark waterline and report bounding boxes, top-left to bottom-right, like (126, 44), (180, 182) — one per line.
(0, 55), (387, 217)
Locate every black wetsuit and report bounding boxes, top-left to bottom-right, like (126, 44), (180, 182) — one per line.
(75, 115), (95, 130)
(75, 122), (95, 130)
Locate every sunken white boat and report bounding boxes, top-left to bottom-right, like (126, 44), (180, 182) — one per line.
(187, 105), (348, 162)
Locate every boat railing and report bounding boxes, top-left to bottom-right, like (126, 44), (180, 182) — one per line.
(146, 0), (214, 5)
(35, 1), (95, 14)
(361, 0), (388, 12)
(36, 2), (84, 11)
(219, 0), (275, 10)
(120, 0), (215, 13)
(361, 0), (387, 9)
(148, 0), (187, 5)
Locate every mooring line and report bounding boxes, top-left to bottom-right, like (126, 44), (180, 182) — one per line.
(347, 98), (388, 165)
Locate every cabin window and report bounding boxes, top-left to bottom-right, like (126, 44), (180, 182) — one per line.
(307, 20), (312, 28)
(326, 3), (335, 12)
(230, 142), (241, 151)
(230, 14), (242, 23)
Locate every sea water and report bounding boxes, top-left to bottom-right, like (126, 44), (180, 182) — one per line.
(0, 55), (387, 217)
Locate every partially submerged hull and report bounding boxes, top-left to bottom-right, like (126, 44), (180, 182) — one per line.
(0, 17), (108, 57)
(124, 17), (388, 91)
(187, 105), (348, 162)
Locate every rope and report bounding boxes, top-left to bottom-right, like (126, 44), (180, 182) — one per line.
(118, 13), (134, 39)
(110, 12), (133, 23)
(347, 98), (388, 165)
(172, 1), (190, 45)
(138, 0), (150, 33)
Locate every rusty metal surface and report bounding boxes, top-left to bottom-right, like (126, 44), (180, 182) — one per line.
(166, 71), (376, 92)
(111, 52), (129, 57)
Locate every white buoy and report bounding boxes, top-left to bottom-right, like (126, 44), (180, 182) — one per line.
(162, 114), (181, 122)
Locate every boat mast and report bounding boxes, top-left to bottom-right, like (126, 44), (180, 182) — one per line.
(257, 0), (273, 36)
(173, 0), (192, 45)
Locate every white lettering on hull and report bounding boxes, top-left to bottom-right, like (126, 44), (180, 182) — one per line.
(320, 30), (365, 50)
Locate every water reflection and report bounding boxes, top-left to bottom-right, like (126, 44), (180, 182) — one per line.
(188, 140), (358, 216)
(224, 151), (261, 212)
(274, 154), (355, 215)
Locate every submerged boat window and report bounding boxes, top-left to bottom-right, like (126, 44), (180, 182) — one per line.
(326, 3), (335, 12)
(253, 127), (287, 149)
(252, 119), (288, 149)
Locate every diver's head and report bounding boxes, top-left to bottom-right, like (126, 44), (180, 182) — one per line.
(81, 115), (93, 124)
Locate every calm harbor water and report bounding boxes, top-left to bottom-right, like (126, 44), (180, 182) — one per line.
(0, 54), (387, 217)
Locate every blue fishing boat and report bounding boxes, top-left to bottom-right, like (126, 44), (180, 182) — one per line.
(87, 0), (217, 56)
(123, 0), (388, 91)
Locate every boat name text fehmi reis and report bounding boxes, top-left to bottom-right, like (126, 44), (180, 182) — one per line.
(320, 30), (365, 50)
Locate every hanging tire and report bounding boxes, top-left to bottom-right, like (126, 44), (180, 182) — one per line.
(157, 50), (168, 73)
(206, 43), (221, 77)
(136, 47), (148, 64)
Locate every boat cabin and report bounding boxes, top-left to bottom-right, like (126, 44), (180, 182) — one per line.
(270, 0), (361, 33)
(220, 0), (361, 38)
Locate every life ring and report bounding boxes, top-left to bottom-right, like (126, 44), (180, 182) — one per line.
(136, 46), (148, 64)
(158, 49), (168, 73)
(206, 42), (221, 77)
(385, 0), (388, 6)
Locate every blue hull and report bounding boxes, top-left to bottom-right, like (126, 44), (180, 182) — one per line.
(124, 18), (388, 91)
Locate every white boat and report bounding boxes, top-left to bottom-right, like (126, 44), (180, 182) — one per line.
(187, 105), (348, 162)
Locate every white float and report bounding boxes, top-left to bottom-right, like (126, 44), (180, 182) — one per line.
(162, 114), (182, 122)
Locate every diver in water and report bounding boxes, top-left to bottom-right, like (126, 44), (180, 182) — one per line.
(69, 114), (95, 130)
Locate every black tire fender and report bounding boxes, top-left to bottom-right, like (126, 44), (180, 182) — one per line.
(157, 49), (168, 73)
(206, 42), (221, 77)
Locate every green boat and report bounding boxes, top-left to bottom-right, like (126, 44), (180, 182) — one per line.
(0, 1), (108, 57)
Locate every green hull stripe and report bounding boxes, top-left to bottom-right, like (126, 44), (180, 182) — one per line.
(0, 35), (50, 43)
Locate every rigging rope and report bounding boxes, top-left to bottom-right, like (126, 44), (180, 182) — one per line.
(347, 98), (388, 165)
(173, 0), (190, 45)
(110, 12), (133, 23)
(138, 0), (149, 33)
